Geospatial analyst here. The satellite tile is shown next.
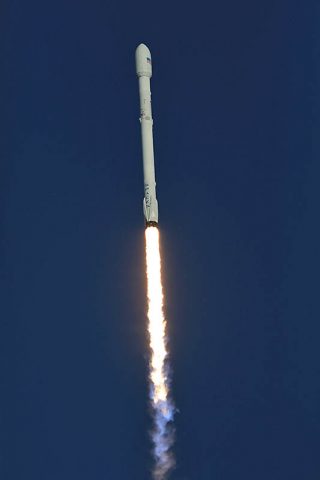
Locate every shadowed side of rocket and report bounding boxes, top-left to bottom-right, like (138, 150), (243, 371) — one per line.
(136, 44), (159, 227)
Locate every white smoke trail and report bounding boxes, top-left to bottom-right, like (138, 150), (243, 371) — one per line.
(145, 226), (175, 480)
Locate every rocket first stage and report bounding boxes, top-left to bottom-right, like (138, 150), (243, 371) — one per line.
(136, 44), (159, 227)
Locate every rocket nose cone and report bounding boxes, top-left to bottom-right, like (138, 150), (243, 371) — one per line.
(135, 43), (152, 77)
(136, 43), (151, 58)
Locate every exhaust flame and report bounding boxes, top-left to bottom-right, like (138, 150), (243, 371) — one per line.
(145, 226), (175, 480)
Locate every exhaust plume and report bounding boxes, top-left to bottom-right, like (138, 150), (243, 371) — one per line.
(145, 226), (175, 479)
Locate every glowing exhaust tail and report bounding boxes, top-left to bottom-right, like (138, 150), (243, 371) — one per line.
(145, 226), (175, 480)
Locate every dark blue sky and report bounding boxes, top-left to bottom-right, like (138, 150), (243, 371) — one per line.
(1, 1), (319, 479)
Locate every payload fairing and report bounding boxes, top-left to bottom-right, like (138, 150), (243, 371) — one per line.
(136, 44), (159, 227)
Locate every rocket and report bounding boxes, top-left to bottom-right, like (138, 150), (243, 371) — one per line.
(135, 44), (159, 227)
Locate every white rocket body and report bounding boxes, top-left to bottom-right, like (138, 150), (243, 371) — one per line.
(135, 44), (159, 226)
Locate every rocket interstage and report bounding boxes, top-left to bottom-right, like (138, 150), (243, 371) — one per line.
(136, 44), (175, 479)
(136, 43), (159, 226)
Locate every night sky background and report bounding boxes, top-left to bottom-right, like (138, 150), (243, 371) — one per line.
(1, 1), (319, 479)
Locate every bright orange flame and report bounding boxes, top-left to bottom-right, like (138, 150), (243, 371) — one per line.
(145, 227), (168, 403)
(145, 226), (175, 479)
